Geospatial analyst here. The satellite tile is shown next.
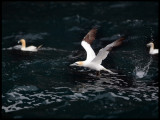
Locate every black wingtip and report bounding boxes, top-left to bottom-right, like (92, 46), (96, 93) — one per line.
(114, 37), (125, 47)
(83, 27), (97, 44)
(92, 25), (100, 30)
(120, 35), (128, 40)
(118, 37), (125, 41)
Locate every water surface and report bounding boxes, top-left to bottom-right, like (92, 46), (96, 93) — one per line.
(2, 1), (159, 119)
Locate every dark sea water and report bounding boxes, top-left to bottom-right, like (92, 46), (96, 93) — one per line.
(2, 1), (159, 119)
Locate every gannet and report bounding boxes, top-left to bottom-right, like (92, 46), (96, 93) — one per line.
(18, 39), (42, 52)
(147, 42), (158, 55)
(70, 28), (125, 76)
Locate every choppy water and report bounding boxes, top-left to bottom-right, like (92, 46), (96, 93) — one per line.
(2, 1), (159, 119)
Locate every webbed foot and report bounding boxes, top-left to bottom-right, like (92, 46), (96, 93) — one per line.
(96, 71), (101, 77)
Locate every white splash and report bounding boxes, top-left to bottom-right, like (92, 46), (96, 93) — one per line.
(134, 57), (153, 79)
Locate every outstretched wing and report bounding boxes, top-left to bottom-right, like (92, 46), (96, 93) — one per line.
(81, 28), (97, 62)
(91, 37), (125, 65)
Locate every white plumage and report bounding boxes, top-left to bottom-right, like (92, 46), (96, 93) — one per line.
(70, 28), (125, 75)
(147, 42), (158, 55)
(81, 41), (96, 62)
(18, 39), (42, 52)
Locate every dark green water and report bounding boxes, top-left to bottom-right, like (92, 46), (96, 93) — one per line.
(2, 1), (159, 119)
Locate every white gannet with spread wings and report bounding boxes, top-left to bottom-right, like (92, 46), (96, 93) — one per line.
(70, 28), (125, 76)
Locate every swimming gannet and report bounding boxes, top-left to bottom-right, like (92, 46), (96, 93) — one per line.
(70, 28), (125, 76)
(147, 42), (158, 55)
(18, 39), (42, 52)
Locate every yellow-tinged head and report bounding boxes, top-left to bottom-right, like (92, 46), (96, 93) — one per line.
(147, 42), (154, 47)
(18, 39), (26, 48)
(70, 61), (84, 66)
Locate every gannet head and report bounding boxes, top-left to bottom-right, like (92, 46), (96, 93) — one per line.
(18, 39), (25, 44)
(147, 42), (153, 47)
(70, 61), (84, 66)
(18, 39), (26, 48)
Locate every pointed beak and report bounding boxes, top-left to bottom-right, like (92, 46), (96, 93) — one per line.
(146, 44), (149, 47)
(70, 63), (77, 66)
(18, 41), (20, 44)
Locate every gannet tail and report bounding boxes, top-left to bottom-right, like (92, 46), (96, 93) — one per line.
(37, 45), (43, 49)
(103, 68), (118, 74)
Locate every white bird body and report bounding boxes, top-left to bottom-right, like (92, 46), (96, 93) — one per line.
(82, 61), (104, 71)
(149, 49), (158, 54)
(18, 39), (42, 52)
(147, 42), (158, 55)
(70, 28), (125, 75)
(21, 45), (38, 51)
